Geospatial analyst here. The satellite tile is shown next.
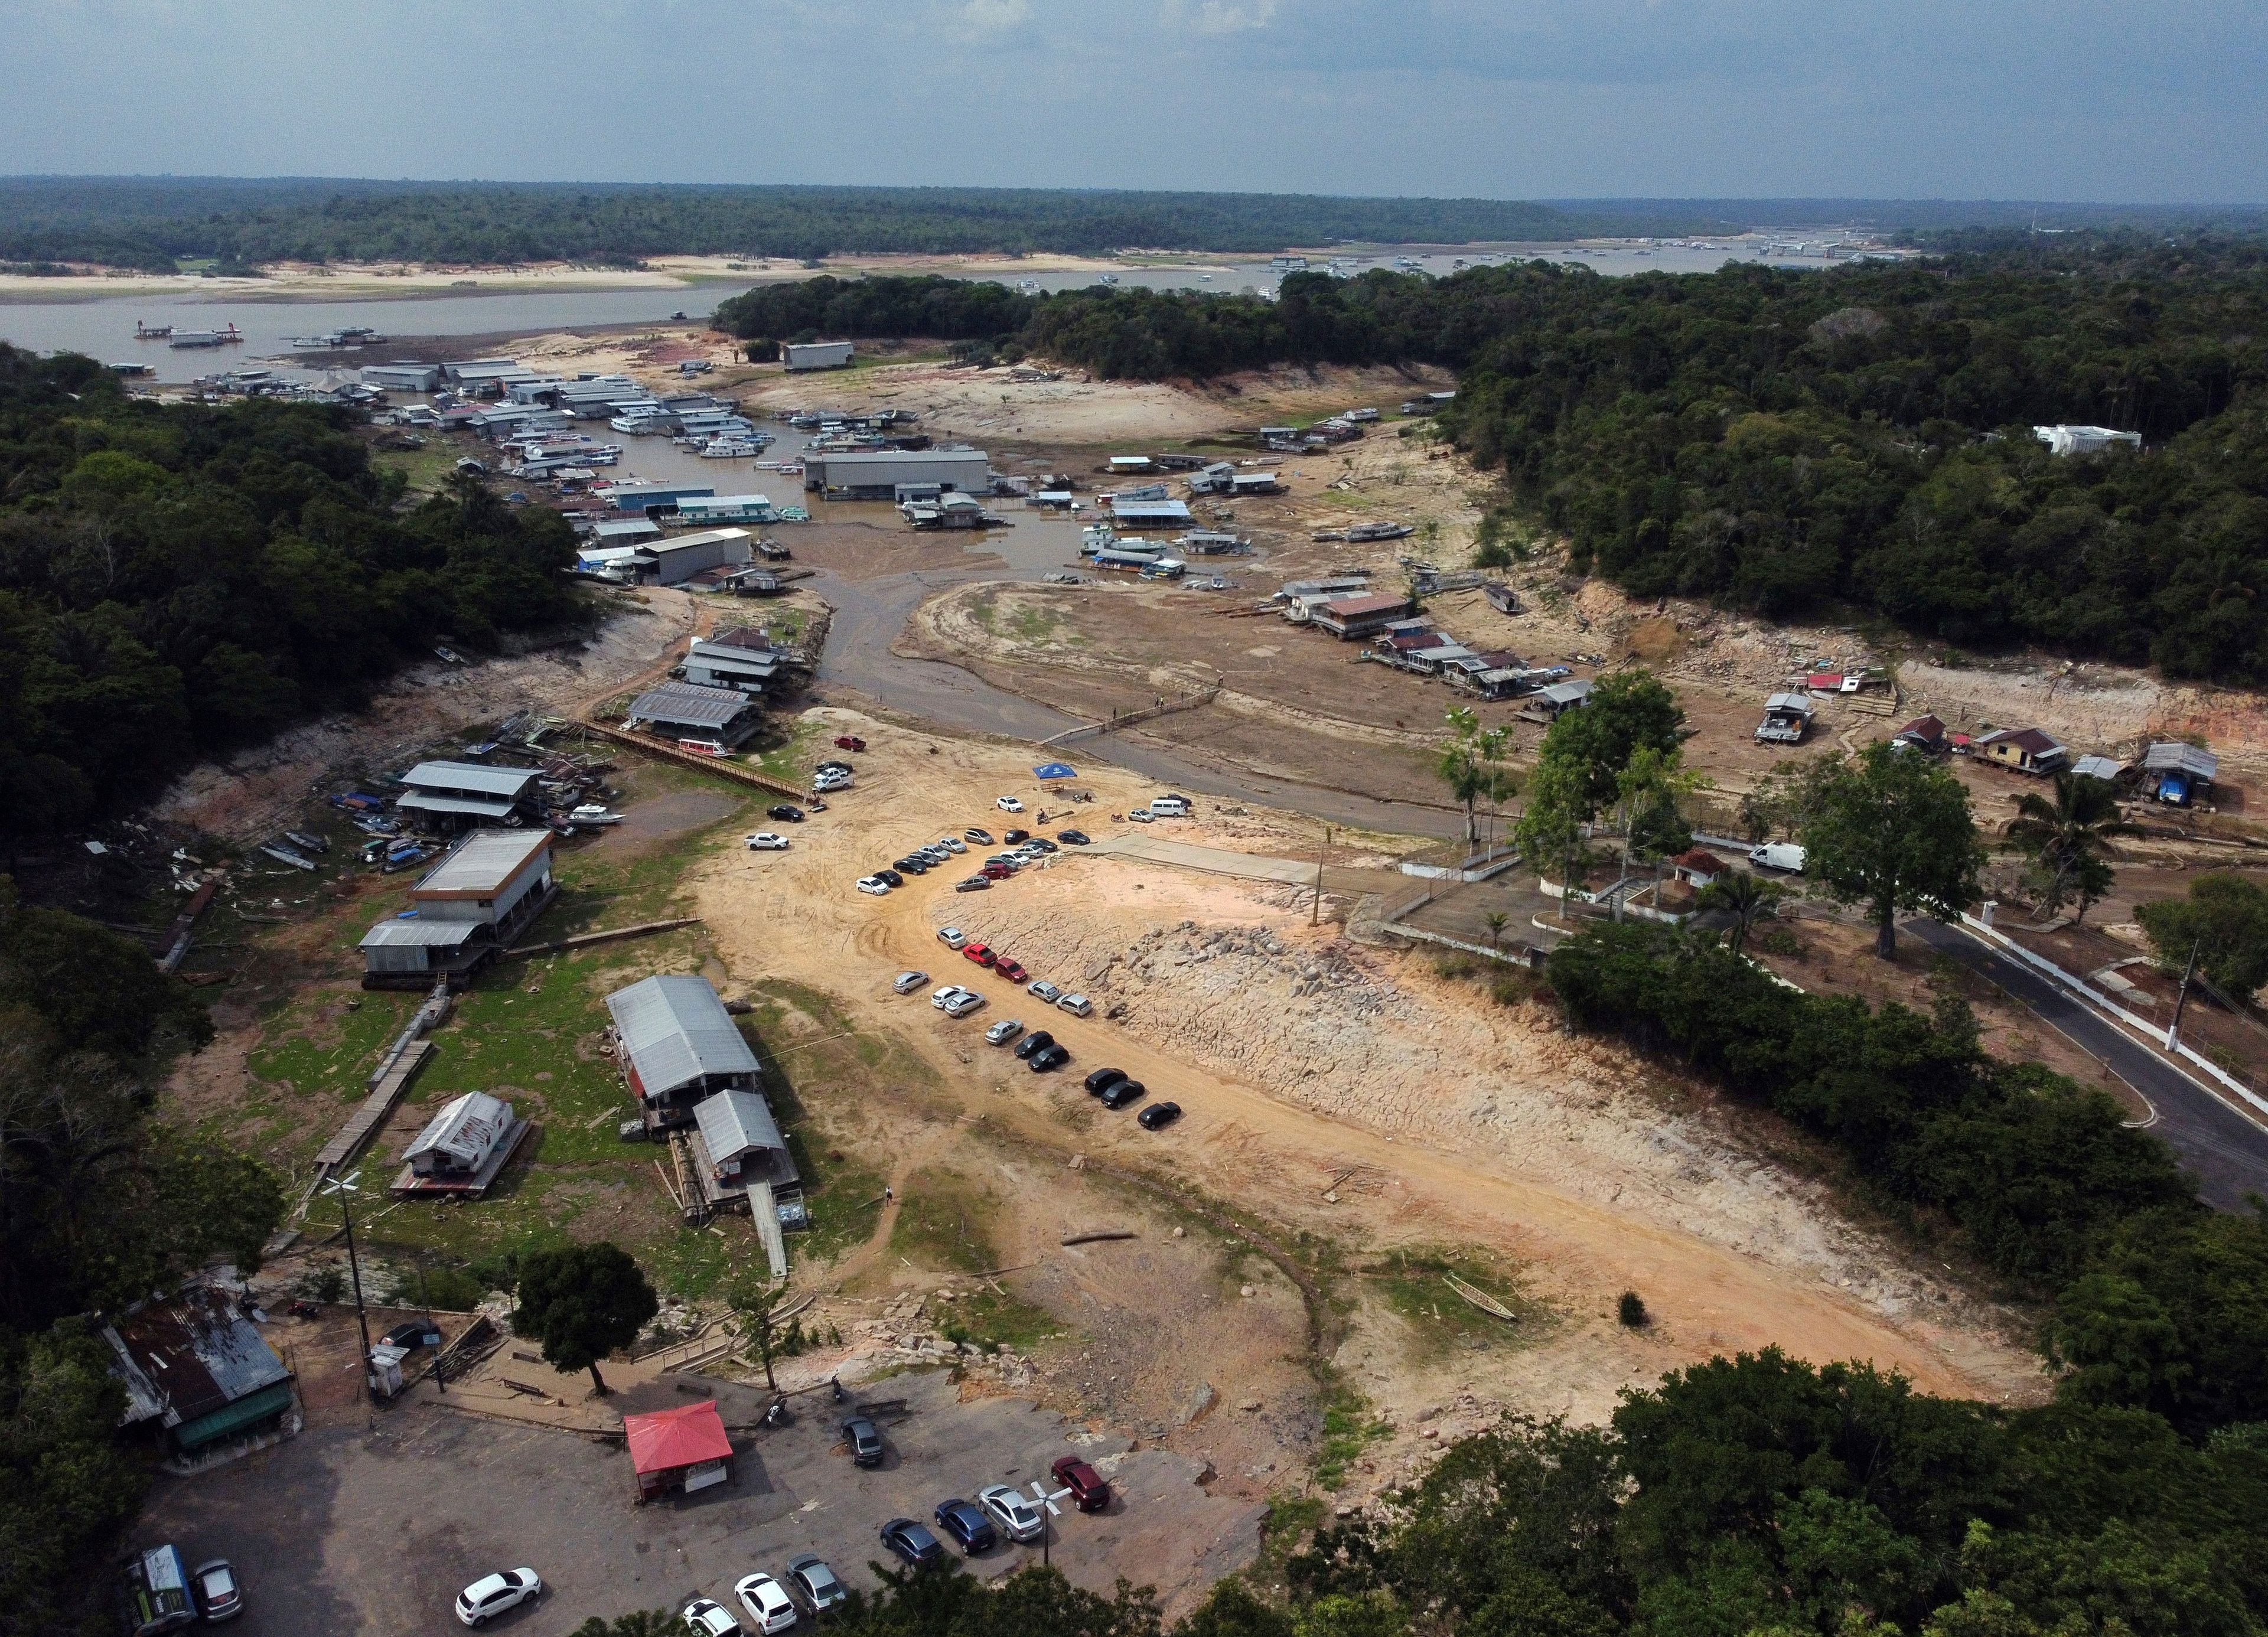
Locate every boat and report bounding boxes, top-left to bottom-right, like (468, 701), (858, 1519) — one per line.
(568, 804), (623, 827)
(168, 324), (244, 349)
(284, 830), (330, 855)
(260, 844), (317, 872)
(134, 321), (173, 340)
(699, 437), (760, 458)
(1099, 272), (1120, 285)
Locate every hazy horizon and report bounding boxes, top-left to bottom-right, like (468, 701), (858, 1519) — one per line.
(9, 1), (2264, 203)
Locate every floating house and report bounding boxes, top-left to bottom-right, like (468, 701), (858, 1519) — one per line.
(2142, 741), (2218, 805)
(103, 1284), (296, 1459)
(393, 1091), (529, 1196)
(606, 974), (764, 1133)
(394, 761), (544, 829)
(623, 681), (761, 749)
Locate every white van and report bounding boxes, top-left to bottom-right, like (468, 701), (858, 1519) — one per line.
(1749, 843), (1807, 874)
(1148, 794), (1192, 817)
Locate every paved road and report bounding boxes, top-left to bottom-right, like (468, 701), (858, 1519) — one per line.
(1907, 918), (2268, 1209)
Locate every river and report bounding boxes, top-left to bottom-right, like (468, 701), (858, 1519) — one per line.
(0, 239), (1852, 383)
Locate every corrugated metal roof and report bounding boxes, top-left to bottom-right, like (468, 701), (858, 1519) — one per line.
(103, 1286), (290, 1430)
(415, 829), (551, 896)
(1764, 692), (1816, 713)
(2072, 755), (2127, 781)
(627, 681), (753, 729)
(1319, 594), (1411, 618)
(607, 975), (760, 1099)
(402, 760), (540, 798)
(1540, 680), (1594, 706)
(2143, 741), (2218, 778)
(695, 1087), (785, 1160)
(360, 919), (479, 949)
(396, 791), (519, 819)
(405, 1092), (516, 1169)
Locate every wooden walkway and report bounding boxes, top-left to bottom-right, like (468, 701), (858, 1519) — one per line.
(749, 1180), (789, 1279)
(573, 719), (806, 800)
(314, 1040), (432, 1172)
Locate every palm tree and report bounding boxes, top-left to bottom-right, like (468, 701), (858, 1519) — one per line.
(1696, 871), (1780, 954)
(2008, 770), (2138, 923)
(1483, 911), (1510, 950)
(1435, 709), (1509, 849)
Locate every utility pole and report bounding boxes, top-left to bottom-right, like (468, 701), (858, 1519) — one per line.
(2165, 935), (2203, 1052)
(1313, 824), (1332, 926)
(324, 1170), (377, 1403)
(418, 1256), (445, 1394)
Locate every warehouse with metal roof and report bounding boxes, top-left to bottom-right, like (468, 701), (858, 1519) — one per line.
(395, 761), (543, 826)
(624, 681), (760, 747)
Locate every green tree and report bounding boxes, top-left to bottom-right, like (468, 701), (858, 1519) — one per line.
(570, 1612), (676, 1637)
(2006, 770), (2136, 924)
(729, 1273), (791, 1392)
(511, 1243), (658, 1396)
(2135, 872), (2268, 999)
(1540, 671), (1687, 815)
(1695, 872), (1781, 954)
(1484, 911), (1511, 951)
(1803, 743), (1985, 958)
(1435, 707), (1510, 848)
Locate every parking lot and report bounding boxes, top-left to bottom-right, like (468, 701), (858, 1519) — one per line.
(135, 1369), (1263, 1633)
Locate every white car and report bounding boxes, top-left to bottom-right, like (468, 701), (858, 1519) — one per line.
(455, 1568), (542, 1627)
(985, 1018), (1024, 1045)
(938, 836), (968, 854)
(977, 1483), (1047, 1543)
(938, 927), (967, 948)
(1057, 993), (1093, 1018)
(745, 833), (790, 850)
(858, 876), (892, 896)
(932, 983), (972, 1008)
(683, 1598), (742, 1637)
(1127, 808), (1155, 823)
(943, 990), (986, 1018)
(996, 796), (1025, 813)
(734, 1573), (799, 1635)
(894, 971), (930, 994)
(1028, 980), (1063, 1003)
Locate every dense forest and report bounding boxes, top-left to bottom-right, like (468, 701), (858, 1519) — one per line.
(0, 177), (1588, 269)
(719, 239), (2268, 680)
(0, 344), (584, 837)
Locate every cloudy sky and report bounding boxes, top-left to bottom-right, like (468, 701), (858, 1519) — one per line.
(8, 0), (2263, 201)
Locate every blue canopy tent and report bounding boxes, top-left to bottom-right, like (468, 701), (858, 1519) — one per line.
(1033, 762), (1078, 781)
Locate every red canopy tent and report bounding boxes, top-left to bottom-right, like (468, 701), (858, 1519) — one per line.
(622, 1400), (734, 1499)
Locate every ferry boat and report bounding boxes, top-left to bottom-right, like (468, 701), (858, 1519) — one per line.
(133, 321), (173, 340)
(699, 437), (760, 458)
(168, 325), (245, 349)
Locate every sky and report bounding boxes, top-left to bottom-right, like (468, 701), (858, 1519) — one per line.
(6, 0), (2264, 203)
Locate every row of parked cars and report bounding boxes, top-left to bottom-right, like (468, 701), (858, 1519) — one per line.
(876, 1454), (1113, 1569)
(858, 821), (1091, 898)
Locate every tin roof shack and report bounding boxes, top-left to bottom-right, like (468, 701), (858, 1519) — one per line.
(1529, 679), (1595, 720)
(804, 446), (989, 499)
(2071, 754), (2128, 783)
(624, 1399), (735, 1500)
(396, 760), (543, 828)
(690, 1087), (799, 1213)
(1188, 461), (1239, 495)
(1669, 847), (1729, 888)
(624, 681), (761, 750)
(2035, 423), (2143, 457)
(104, 1285), (296, 1459)
(1305, 594), (1418, 640)
(1755, 692), (1817, 745)
(781, 340), (855, 371)
(1978, 726), (2067, 775)
(608, 974), (763, 1132)
(393, 1091), (530, 1196)
(2142, 741), (2218, 805)
(1230, 471), (1285, 496)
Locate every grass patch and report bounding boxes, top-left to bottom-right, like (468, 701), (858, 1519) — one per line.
(1009, 603), (1063, 643)
(750, 716), (822, 784)
(887, 1166), (1057, 1349)
(1364, 1247), (1550, 1361)
(371, 439), (461, 497)
(1314, 1377), (1394, 1491)
(1244, 1493), (1328, 1594)
(966, 587), (1001, 636)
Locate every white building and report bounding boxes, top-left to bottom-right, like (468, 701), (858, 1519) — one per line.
(781, 340), (855, 371)
(2034, 425), (2142, 457)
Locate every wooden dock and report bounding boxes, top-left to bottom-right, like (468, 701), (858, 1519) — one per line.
(314, 1040), (432, 1172)
(574, 718), (806, 800)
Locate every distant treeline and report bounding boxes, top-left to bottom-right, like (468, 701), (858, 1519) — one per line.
(0, 345), (583, 837)
(0, 177), (1591, 269)
(725, 238), (2268, 681)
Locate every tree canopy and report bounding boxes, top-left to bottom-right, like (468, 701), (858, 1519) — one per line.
(1802, 744), (1986, 957)
(0, 345), (584, 836)
(512, 1243), (659, 1394)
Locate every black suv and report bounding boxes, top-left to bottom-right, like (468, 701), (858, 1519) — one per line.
(1084, 1067), (1128, 1095)
(1012, 1029), (1055, 1061)
(768, 804), (806, 823)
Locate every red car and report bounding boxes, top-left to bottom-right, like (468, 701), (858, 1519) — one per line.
(833, 735), (868, 751)
(962, 942), (996, 967)
(993, 957), (1029, 984)
(981, 862), (1012, 880)
(1051, 1455), (1110, 1512)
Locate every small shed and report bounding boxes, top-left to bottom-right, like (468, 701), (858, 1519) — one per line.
(623, 1400), (735, 1500)
(1669, 847), (1729, 888)
(1532, 679), (1594, 719)
(2071, 754), (2127, 784)
(2142, 741), (2218, 805)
